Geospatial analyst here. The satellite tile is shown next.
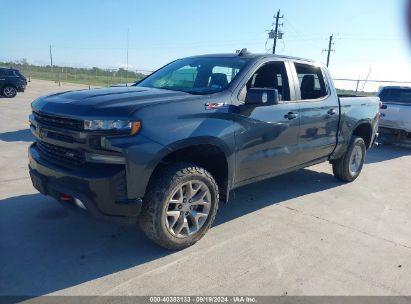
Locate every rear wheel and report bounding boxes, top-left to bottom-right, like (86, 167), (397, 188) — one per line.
(1, 85), (17, 98)
(332, 136), (366, 182)
(139, 163), (219, 250)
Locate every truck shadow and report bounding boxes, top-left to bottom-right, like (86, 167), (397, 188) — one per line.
(216, 168), (341, 225)
(0, 168), (342, 297)
(0, 128), (34, 142)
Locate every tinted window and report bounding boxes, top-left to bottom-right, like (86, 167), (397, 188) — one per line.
(295, 63), (327, 100)
(379, 88), (411, 103)
(246, 62), (290, 101)
(0, 70), (16, 77)
(137, 57), (250, 95)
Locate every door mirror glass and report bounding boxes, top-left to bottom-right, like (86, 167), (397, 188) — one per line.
(245, 88), (279, 105)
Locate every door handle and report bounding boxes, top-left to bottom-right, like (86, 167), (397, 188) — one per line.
(284, 112), (298, 120)
(327, 108), (337, 115)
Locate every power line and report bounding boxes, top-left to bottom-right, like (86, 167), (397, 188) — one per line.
(333, 78), (411, 84)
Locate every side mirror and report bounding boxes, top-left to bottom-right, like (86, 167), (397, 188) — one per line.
(245, 88), (279, 105)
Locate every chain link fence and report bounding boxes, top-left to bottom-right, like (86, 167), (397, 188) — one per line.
(0, 62), (152, 87)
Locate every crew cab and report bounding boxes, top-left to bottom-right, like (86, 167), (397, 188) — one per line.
(28, 51), (380, 250)
(378, 86), (411, 140)
(0, 67), (27, 98)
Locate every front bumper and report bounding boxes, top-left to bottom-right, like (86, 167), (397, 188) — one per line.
(28, 143), (142, 221)
(17, 84), (26, 92)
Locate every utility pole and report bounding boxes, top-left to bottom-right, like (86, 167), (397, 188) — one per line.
(272, 10), (284, 54)
(49, 45), (53, 67)
(126, 28), (129, 87)
(49, 45), (54, 80)
(323, 34), (335, 67)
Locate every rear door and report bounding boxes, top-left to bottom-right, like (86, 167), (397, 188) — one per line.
(290, 61), (339, 164)
(233, 59), (301, 184)
(379, 88), (411, 132)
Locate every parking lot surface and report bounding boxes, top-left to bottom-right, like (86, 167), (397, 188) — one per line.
(1, 80), (411, 296)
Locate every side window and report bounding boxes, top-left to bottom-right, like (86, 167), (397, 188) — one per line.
(295, 63), (327, 100)
(244, 62), (290, 101)
(0, 70), (16, 77)
(380, 89), (411, 103)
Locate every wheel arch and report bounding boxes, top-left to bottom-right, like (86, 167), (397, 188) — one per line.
(1, 83), (17, 90)
(351, 121), (373, 149)
(146, 137), (234, 203)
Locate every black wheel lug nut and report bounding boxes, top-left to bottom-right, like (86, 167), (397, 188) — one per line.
(183, 198), (187, 203)
(185, 211), (189, 216)
(189, 199), (192, 203)
(178, 205), (182, 209)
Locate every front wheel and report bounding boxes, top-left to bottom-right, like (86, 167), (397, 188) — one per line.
(139, 163), (219, 250)
(1, 85), (17, 98)
(332, 136), (366, 182)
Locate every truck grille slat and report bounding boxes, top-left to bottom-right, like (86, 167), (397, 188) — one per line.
(36, 141), (85, 167)
(33, 111), (83, 130)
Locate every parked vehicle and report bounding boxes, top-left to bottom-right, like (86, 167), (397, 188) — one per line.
(378, 86), (411, 140)
(28, 50), (380, 250)
(0, 67), (27, 98)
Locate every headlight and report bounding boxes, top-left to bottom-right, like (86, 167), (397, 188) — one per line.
(84, 119), (141, 135)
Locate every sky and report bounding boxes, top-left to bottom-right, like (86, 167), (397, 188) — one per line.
(1, 0), (410, 91)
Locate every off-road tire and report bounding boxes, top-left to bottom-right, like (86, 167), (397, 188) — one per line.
(332, 136), (366, 182)
(139, 162), (219, 250)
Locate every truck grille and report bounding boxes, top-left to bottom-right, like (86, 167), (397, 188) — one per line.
(33, 111), (83, 131)
(36, 141), (85, 167)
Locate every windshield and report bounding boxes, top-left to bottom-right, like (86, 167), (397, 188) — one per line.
(136, 57), (250, 95)
(379, 88), (411, 104)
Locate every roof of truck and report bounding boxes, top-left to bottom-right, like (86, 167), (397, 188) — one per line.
(189, 52), (318, 63)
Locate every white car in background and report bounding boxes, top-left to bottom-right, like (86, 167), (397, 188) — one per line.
(378, 86), (411, 140)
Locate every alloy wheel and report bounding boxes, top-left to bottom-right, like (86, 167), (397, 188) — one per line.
(165, 180), (211, 238)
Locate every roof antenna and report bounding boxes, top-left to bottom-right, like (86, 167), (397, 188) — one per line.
(238, 48), (251, 56)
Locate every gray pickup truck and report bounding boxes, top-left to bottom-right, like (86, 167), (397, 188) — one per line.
(29, 50), (380, 249)
(379, 86), (411, 141)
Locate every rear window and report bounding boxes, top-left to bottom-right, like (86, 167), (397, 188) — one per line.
(379, 88), (411, 103)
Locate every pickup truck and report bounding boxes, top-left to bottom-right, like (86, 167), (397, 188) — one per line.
(28, 50), (380, 250)
(378, 86), (411, 140)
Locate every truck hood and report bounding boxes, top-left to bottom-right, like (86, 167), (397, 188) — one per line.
(31, 86), (196, 118)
